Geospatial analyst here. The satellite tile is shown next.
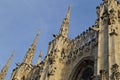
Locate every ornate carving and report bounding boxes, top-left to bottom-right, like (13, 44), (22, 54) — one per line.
(100, 70), (107, 80)
(96, 6), (100, 18)
(111, 64), (120, 80)
(61, 49), (66, 59)
(108, 8), (117, 25)
(64, 27), (98, 63)
(48, 57), (56, 76)
(78, 47), (83, 56)
(48, 65), (56, 76)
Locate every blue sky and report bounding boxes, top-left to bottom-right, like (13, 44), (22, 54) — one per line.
(0, 0), (102, 79)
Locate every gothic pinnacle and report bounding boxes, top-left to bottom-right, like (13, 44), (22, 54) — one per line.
(59, 5), (71, 38)
(23, 31), (40, 64)
(0, 52), (15, 80)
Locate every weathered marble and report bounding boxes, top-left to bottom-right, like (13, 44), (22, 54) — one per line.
(1, 0), (120, 80)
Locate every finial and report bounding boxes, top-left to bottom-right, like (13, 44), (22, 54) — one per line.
(33, 30), (40, 45)
(66, 5), (71, 20)
(37, 29), (40, 36)
(6, 51), (15, 66)
(59, 5), (71, 38)
(36, 51), (42, 65)
(39, 51), (42, 58)
(11, 51), (15, 58)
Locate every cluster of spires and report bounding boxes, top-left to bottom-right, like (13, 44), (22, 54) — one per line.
(0, 5), (71, 80)
(0, 31), (42, 80)
(0, 0), (119, 79)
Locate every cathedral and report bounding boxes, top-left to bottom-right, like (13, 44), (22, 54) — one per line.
(0, 0), (120, 80)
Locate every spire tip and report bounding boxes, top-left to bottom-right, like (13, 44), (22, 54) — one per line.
(37, 29), (41, 36)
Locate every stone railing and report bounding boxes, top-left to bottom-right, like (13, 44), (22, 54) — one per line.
(62, 26), (98, 64)
(73, 26), (97, 48)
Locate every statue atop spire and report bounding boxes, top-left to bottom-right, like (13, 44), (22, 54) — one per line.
(0, 52), (15, 80)
(59, 5), (71, 38)
(23, 31), (40, 64)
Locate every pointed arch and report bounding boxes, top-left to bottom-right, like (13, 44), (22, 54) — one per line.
(69, 56), (94, 80)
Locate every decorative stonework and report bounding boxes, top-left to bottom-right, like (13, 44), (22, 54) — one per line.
(111, 64), (120, 80)
(100, 70), (107, 80)
(0, 0), (120, 80)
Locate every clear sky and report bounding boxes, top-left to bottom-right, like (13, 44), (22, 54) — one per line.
(0, 0), (103, 79)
